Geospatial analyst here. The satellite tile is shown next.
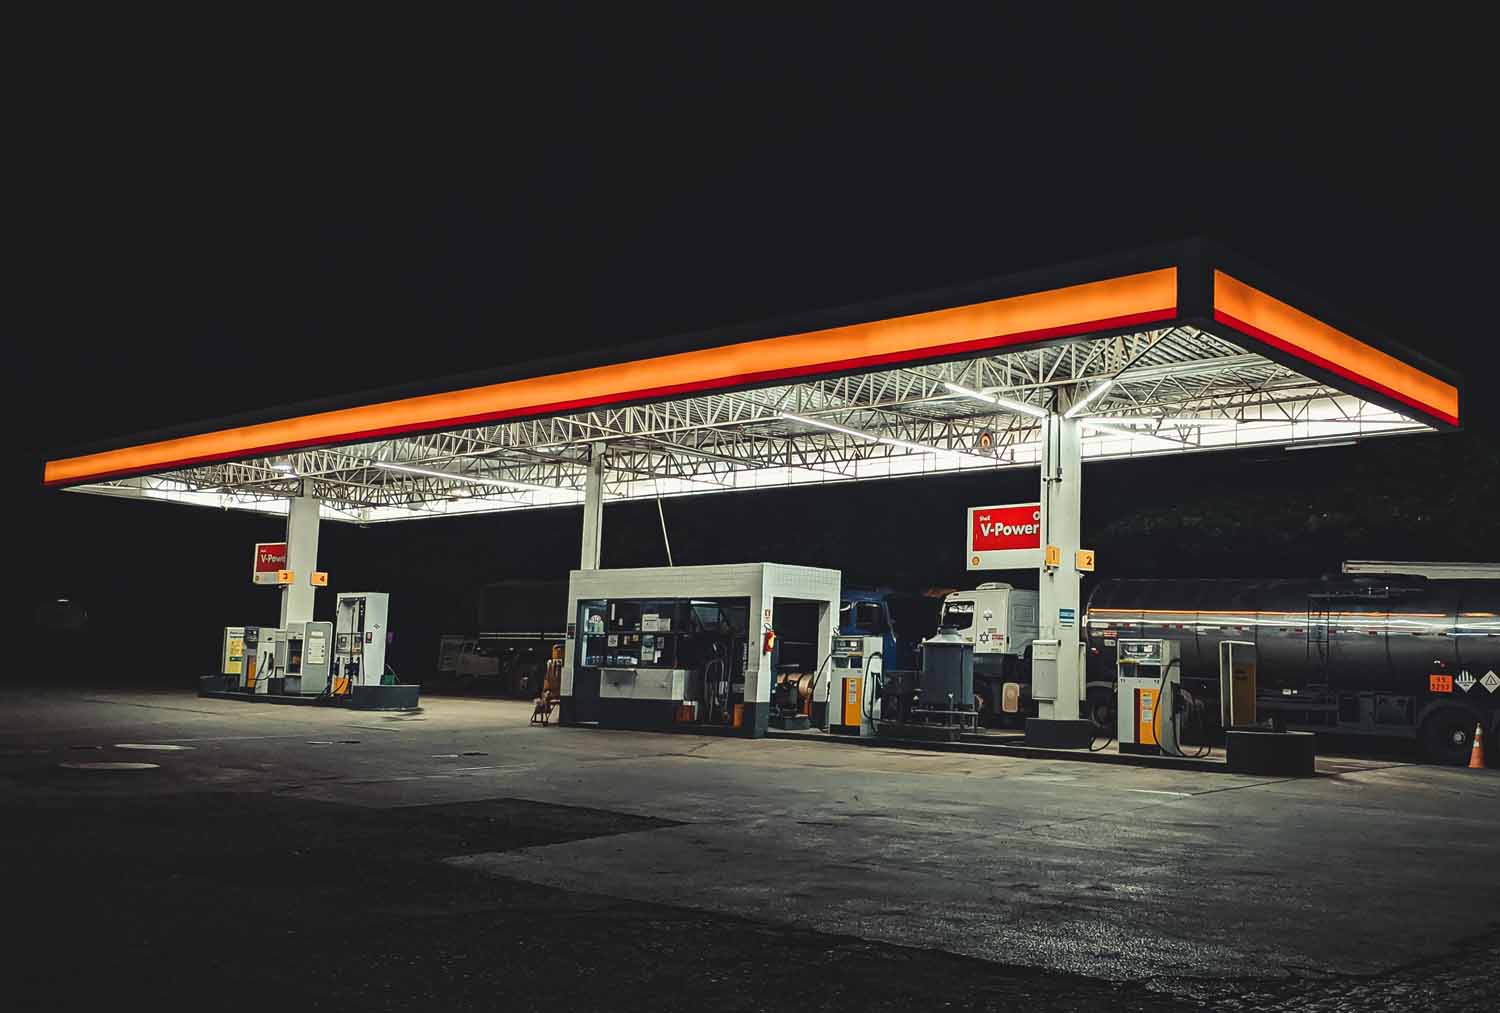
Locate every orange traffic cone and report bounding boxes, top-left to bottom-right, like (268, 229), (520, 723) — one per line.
(1470, 723), (1487, 769)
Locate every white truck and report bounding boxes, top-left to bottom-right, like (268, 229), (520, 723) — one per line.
(938, 582), (1039, 724)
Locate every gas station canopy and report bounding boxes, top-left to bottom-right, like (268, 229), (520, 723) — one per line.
(45, 242), (1460, 523)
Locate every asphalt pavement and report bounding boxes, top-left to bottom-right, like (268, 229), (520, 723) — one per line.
(3, 686), (1497, 1010)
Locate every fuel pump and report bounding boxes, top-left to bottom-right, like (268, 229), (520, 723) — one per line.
(1116, 639), (1181, 755)
(221, 627), (247, 686)
(333, 592), (390, 694)
(829, 634), (882, 736)
(249, 628), (284, 695)
(284, 620), (334, 695)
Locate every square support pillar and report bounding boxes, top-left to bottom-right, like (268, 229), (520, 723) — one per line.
(579, 442), (605, 570)
(1035, 401), (1083, 725)
(279, 479), (321, 628)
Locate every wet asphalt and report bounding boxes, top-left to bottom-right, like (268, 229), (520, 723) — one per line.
(3, 686), (1497, 1010)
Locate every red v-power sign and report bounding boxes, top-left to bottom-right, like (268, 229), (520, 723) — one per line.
(967, 503), (1042, 570)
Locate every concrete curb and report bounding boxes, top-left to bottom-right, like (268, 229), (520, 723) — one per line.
(198, 686), (422, 712)
(198, 690), (337, 707)
(769, 727), (1229, 773)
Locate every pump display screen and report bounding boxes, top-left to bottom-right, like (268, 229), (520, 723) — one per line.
(1119, 640), (1164, 662)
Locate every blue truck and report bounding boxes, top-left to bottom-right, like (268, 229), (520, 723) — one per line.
(838, 588), (941, 672)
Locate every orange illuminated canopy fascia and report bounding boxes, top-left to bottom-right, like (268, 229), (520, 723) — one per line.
(43, 268), (1178, 486)
(1212, 271), (1458, 427)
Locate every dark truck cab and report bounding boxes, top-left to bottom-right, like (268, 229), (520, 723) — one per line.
(838, 588), (940, 672)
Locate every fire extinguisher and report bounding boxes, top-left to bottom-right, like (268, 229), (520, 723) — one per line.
(762, 628), (777, 655)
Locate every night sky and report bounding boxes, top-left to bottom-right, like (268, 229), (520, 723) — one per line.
(13, 11), (1493, 680)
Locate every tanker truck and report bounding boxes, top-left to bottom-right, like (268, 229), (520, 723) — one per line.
(1086, 567), (1500, 764)
(941, 564), (1500, 764)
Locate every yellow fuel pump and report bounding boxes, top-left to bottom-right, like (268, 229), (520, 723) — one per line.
(1116, 639), (1180, 755)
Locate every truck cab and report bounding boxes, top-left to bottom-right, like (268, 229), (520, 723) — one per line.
(938, 583), (1039, 723)
(838, 589), (937, 672)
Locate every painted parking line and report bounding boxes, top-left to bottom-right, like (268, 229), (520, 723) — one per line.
(1125, 788), (1193, 797)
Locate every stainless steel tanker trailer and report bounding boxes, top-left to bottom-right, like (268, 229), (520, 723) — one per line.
(1083, 564), (1500, 764)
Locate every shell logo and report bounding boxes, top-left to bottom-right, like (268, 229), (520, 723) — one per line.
(972, 555), (981, 566)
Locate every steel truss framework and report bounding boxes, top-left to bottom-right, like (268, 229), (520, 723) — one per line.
(71, 325), (1433, 522)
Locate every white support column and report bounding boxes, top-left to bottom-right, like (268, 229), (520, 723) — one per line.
(1036, 398), (1083, 721)
(814, 596), (835, 729)
(579, 442), (605, 570)
(279, 479), (321, 628)
(747, 585), (770, 723)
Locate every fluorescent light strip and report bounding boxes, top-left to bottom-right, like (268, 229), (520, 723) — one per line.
(1285, 439), (1358, 451)
(779, 412), (873, 442)
(942, 382), (1050, 419)
(1081, 422), (1183, 448)
(1081, 417), (1239, 428)
(781, 412), (989, 463)
(374, 461), (581, 497)
(1063, 380), (1114, 418)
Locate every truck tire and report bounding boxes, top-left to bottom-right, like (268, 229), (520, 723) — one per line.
(1085, 686), (1115, 734)
(1419, 707), (1480, 766)
(974, 679), (1000, 728)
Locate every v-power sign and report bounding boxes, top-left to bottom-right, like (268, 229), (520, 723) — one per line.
(967, 502), (1042, 570)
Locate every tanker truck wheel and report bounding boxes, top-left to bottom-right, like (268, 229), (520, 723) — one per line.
(1419, 707), (1480, 766)
(1085, 686), (1115, 735)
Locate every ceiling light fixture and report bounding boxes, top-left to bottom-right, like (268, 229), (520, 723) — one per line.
(374, 461), (581, 497)
(942, 382), (1050, 419)
(1080, 417), (1238, 427)
(1063, 380), (1114, 419)
(780, 412), (987, 462)
(1285, 439), (1358, 452)
(1081, 422), (1183, 448)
